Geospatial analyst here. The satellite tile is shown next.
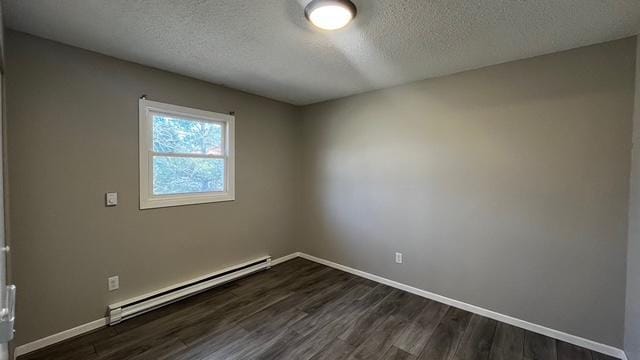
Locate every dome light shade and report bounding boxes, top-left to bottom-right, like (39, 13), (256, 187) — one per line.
(305, 0), (357, 31)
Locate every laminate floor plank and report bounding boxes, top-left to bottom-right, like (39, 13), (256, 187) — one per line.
(416, 307), (473, 360)
(124, 338), (187, 360)
(20, 327), (116, 360)
(264, 284), (396, 360)
(557, 340), (593, 360)
(488, 323), (524, 360)
(202, 325), (291, 360)
(206, 295), (310, 359)
(230, 259), (327, 297)
(247, 328), (303, 360)
(339, 289), (409, 346)
(17, 259), (618, 360)
(96, 334), (184, 360)
(394, 300), (449, 355)
(289, 283), (375, 337)
(523, 330), (557, 360)
(347, 314), (409, 360)
(309, 339), (356, 360)
(20, 344), (98, 360)
(451, 314), (498, 360)
(347, 294), (429, 359)
(216, 293), (365, 360)
(382, 346), (418, 360)
(169, 326), (250, 360)
(174, 287), (295, 345)
(297, 273), (374, 314)
(237, 290), (311, 333)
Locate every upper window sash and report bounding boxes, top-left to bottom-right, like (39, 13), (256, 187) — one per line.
(150, 111), (226, 156)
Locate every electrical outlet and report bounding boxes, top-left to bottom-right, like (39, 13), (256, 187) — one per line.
(395, 252), (403, 264)
(108, 276), (119, 291)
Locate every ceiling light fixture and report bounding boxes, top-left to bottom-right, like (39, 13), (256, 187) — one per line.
(304, 0), (357, 31)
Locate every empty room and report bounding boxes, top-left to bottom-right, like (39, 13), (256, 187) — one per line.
(0, 0), (638, 359)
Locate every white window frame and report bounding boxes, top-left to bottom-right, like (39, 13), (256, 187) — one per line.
(139, 99), (235, 209)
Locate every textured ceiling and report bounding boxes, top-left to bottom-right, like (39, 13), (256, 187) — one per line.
(3, 0), (640, 105)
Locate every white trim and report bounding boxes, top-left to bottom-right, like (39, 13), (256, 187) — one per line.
(296, 253), (627, 360)
(138, 99), (236, 209)
(13, 318), (107, 359)
(270, 252), (301, 266)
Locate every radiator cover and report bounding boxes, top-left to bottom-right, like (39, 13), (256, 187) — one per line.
(107, 256), (271, 325)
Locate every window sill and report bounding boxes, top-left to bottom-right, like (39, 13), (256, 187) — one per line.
(140, 192), (235, 209)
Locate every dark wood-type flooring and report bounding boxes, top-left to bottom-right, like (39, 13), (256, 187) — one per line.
(19, 258), (619, 360)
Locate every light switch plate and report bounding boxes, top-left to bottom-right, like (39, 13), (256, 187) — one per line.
(105, 192), (118, 207)
(108, 276), (119, 291)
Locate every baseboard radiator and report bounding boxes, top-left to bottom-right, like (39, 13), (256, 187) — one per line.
(107, 256), (272, 325)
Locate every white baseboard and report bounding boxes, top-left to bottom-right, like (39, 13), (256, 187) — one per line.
(13, 318), (107, 359)
(271, 252), (300, 266)
(296, 252), (627, 360)
(12, 252), (628, 360)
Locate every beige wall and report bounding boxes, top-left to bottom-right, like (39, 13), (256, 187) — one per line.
(626, 37), (640, 360)
(5, 31), (301, 345)
(300, 38), (636, 347)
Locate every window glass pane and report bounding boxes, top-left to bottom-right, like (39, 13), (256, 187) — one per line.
(153, 115), (223, 155)
(153, 156), (225, 195)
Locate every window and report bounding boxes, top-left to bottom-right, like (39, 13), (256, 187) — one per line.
(139, 99), (235, 209)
